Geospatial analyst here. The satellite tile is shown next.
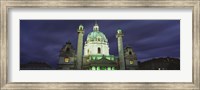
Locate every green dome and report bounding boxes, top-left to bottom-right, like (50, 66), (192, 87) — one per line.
(86, 31), (108, 42)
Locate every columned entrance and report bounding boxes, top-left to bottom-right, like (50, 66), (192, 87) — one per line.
(91, 66), (115, 70)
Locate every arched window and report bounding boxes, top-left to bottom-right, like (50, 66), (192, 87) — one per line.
(87, 49), (90, 54)
(97, 36), (101, 41)
(98, 47), (101, 54)
(97, 38), (100, 41)
(129, 51), (132, 55)
(66, 48), (70, 52)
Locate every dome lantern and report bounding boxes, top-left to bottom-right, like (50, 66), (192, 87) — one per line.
(93, 21), (99, 31)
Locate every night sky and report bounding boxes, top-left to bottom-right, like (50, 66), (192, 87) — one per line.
(20, 20), (180, 68)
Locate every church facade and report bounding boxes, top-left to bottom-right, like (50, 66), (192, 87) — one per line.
(58, 22), (138, 70)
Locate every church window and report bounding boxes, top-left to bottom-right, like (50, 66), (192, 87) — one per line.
(97, 38), (100, 41)
(129, 51), (132, 55)
(87, 49), (90, 54)
(66, 48), (70, 52)
(64, 58), (70, 63)
(98, 47), (101, 54)
(130, 61), (134, 64)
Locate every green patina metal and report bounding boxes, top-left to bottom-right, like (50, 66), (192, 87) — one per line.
(86, 31), (108, 42)
(106, 56), (110, 60)
(92, 56), (95, 60)
(97, 56), (102, 60)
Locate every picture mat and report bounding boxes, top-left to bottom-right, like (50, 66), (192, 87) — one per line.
(8, 8), (192, 82)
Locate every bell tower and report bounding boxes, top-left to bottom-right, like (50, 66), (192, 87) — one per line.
(124, 46), (138, 70)
(58, 41), (76, 69)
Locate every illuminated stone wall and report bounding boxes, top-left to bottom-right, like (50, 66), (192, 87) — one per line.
(84, 23), (110, 56)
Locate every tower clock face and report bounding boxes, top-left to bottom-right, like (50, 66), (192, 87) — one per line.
(64, 58), (69, 63)
(130, 61), (134, 64)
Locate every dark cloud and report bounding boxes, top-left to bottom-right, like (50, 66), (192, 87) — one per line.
(20, 20), (180, 68)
